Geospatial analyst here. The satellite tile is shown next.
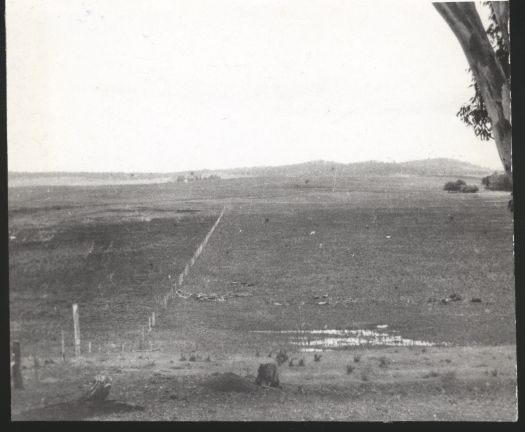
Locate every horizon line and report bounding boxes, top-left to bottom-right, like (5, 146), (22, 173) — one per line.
(7, 157), (498, 175)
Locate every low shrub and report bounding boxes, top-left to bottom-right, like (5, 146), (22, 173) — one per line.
(459, 185), (479, 193)
(482, 172), (512, 191)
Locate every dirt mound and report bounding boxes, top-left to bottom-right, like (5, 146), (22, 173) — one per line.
(204, 372), (258, 393)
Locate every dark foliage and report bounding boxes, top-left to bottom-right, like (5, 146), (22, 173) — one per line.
(457, 2), (510, 141)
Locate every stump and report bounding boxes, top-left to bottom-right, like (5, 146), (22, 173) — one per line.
(255, 363), (279, 387)
(80, 374), (112, 402)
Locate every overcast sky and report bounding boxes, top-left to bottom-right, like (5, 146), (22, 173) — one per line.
(7, 0), (504, 172)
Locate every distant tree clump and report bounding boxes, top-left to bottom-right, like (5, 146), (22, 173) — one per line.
(444, 179), (478, 193)
(481, 172), (512, 191)
(443, 179), (466, 192)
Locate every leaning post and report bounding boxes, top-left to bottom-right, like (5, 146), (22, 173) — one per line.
(73, 303), (81, 357)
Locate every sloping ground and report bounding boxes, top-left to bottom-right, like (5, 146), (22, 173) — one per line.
(9, 201), (219, 356)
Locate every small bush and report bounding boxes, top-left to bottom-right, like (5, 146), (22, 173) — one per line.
(459, 185), (479, 193)
(276, 349), (288, 365)
(353, 354), (361, 363)
(346, 364), (354, 375)
(443, 179), (467, 192)
(378, 357), (389, 368)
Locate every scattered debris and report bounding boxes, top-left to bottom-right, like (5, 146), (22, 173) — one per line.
(310, 231), (316, 236)
(231, 281), (256, 288)
(273, 302), (283, 306)
(317, 301), (329, 306)
(175, 288), (252, 302)
(255, 363), (280, 388)
(428, 293), (463, 304)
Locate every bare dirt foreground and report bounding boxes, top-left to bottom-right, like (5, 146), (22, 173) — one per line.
(10, 345), (517, 421)
(9, 176), (517, 421)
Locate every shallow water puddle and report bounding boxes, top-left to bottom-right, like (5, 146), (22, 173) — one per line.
(252, 325), (442, 351)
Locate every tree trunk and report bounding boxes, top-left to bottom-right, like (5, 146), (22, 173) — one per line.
(434, 2), (512, 186)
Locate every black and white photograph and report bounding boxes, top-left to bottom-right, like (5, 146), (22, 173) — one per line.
(7, 0), (517, 421)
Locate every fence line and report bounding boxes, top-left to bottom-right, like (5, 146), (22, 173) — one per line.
(140, 205), (227, 347)
(16, 206), (228, 370)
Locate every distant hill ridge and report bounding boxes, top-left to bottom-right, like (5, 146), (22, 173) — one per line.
(9, 158), (493, 182)
(220, 158), (491, 178)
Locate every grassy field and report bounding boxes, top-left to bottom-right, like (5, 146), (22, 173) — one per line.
(8, 175), (517, 420)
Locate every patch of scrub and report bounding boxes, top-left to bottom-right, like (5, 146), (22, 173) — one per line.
(252, 327), (442, 351)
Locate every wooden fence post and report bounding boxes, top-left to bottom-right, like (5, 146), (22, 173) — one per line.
(152, 312), (156, 327)
(140, 326), (146, 349)
(11, 341), (24, 389)
(88, 341), (92, 354)
(72, 303), (81, 357)
(61, 329), (66, 361)
(33, 355), (40, 382)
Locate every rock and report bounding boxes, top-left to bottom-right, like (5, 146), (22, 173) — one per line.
(448, 293), (462, 301)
